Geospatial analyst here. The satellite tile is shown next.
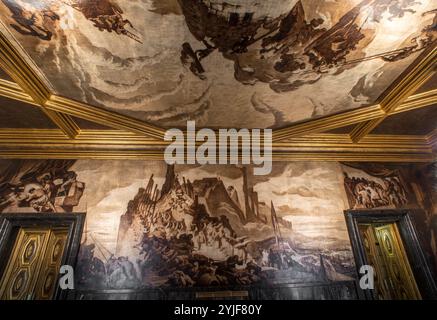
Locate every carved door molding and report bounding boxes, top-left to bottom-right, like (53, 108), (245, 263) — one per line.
(0, 213), (85, 300)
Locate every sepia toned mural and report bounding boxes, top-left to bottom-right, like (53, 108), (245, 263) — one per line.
(341, 163), (412, 209)
(74, 161), (357, 292)
(0, 1), (436, 128)
(1, 159), (436, 298)
(0, 160), (356, 297)
(0, 160), (85, 213)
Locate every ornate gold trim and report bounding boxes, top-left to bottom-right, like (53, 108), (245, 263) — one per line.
(1, 77), (433, 144)
(2, 77), (432, 143)
(2, 76), (435, 141)
(45, 95), (165, 140)
(393, 89), (437, 114)
(0, 78), (36, 105)
(426, 128), (437, 152)
(0, 150), (432, 162)
(272, 89), (436, 142)
(0, 129), (433, 162)
(0, 22), (79, 138)
(0, 129), (430, 146)
(273, 105), (385, 141)
(0, 79), (166, 139)
(350, 44), (437, 142)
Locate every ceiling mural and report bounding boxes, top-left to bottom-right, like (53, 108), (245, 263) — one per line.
(0, 0), (435, 129)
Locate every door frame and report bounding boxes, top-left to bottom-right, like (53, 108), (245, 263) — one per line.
(0, 213), (85, 300)
(344, 209), (437, 300)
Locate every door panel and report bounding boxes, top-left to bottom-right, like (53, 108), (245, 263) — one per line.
(374, 223), (421, 300)
(359, 224), (392, 299)
(34, 229), (68, 300)
(0, 227), (68, 300)
(358, 222), (421, 300)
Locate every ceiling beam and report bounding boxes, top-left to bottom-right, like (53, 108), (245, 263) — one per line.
(426, 128), (437, 153)
(0, 77), (435, 143)
(0, 22), (79, 138)
(349, 44), (437, 143)
(0, 79), (166, 139)
(1, 75), (435, 143)
(272, 89), (436, 141)
(45, 95), (166, 139)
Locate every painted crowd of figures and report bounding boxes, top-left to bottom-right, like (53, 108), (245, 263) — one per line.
(0, 171), (84, 213)
(1, 0), (141, 42)
(1, 0), (436, 91)
(344, 173), (408, 209)
(75, 164), (354, 290)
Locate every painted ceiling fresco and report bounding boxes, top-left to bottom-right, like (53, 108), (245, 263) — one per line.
(0, 1), (435, 129)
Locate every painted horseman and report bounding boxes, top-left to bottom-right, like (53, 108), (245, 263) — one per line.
(67, 0), (142, 43)
(1, 0), (59, 40)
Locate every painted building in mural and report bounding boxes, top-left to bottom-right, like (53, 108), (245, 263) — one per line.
(0, 159), (436, 299)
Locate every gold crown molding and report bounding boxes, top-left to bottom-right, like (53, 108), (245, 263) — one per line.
(0, 129), (433, 162)
(0, 22), (79, 138)
(0, 79), (437, 141)
(426, 129), (437, 152)
(0, 79), (166, 139)
(271, 87), (437, 141)
(0, 129), (430, 147)
(350, 44), (437, 143)
(0, 129), (165, 147)
(272, 105), (385, 141)
(0, 149), (433, 162)
(277, 134), (430, 153)
(392, 89), (437, 114)
(45, 95), (166, 140)
(0, 78), (36, 105)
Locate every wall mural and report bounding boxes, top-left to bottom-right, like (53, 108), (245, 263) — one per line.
(0, 160), (85, 213)
(0, 1), (435, 128)
(75, 161), (356, 293)
(341, 163), (411, 209)
(1, 160), (435, 298)
(0, 160), (357, 297)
